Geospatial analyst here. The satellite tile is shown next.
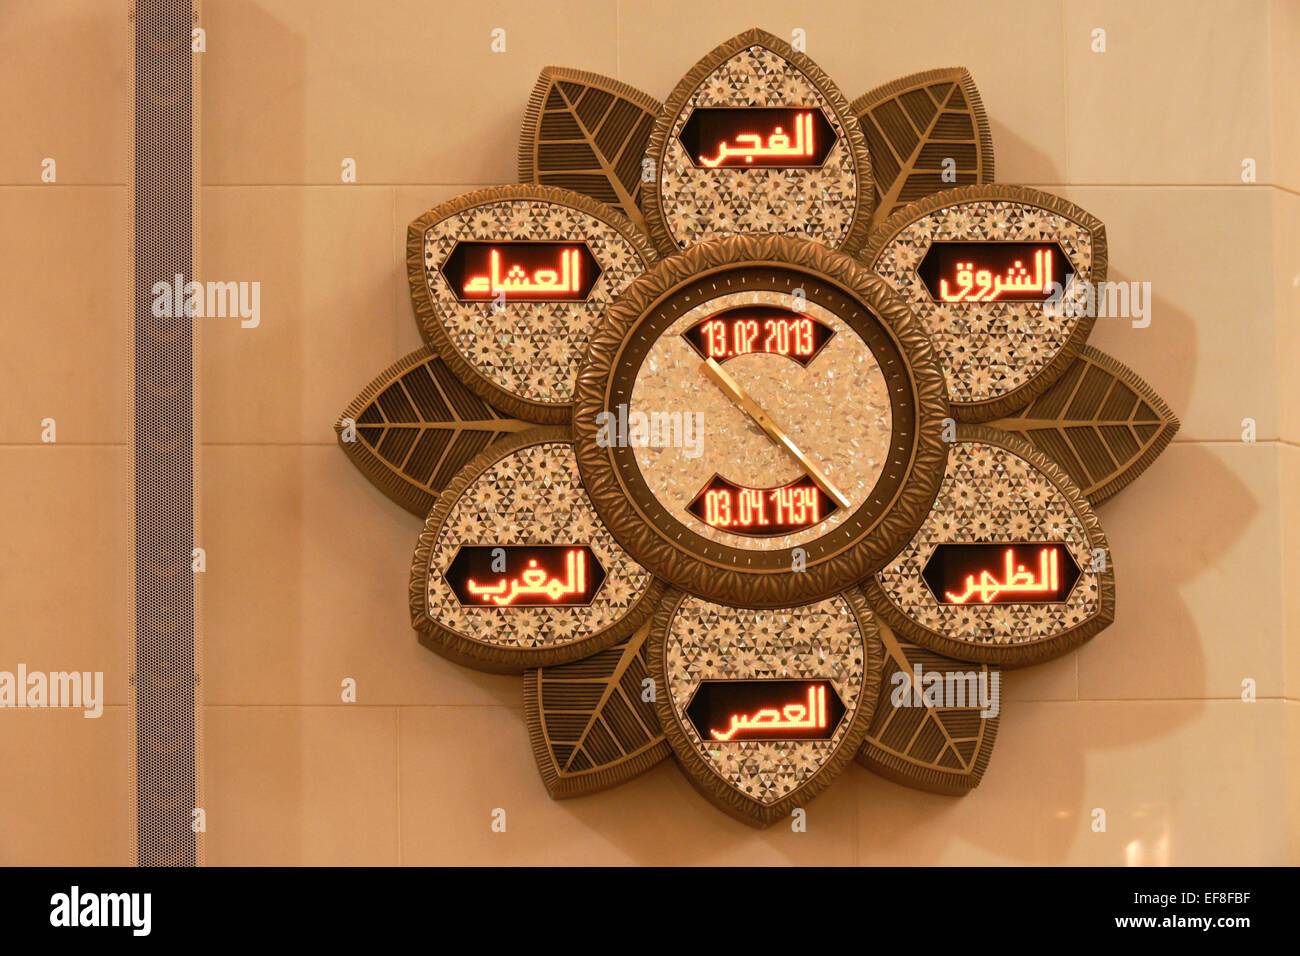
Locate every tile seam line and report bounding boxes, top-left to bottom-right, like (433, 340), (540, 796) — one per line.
(1059, 0), (1069, 187)
(189, 438), (1291, 448)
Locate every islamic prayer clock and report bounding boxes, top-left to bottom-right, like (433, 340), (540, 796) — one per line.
(336, 29), (1178, 826)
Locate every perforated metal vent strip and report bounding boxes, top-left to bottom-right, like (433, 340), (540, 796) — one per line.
(133, 0), (198, 867)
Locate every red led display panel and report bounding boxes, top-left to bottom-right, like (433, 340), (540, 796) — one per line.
(687, 473), (836, 537)
(678, 107), (836, 169)
(440, 241), (601, 302)
(445, 545), (606, 607)
(681, 306), (834, 366)
(686, 680), (846, 742)
(922, 542), (1080, 605)
(915, 241), (1072, 303)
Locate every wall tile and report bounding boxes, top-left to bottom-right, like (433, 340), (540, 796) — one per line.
(0, 187), (129, 444)
(201, 0), (618, 186)
(1079, 443), (1283, 701)
(1275, 190), (1300, 444)
(203, 705), (400, 865)
(201, 444), (519, 706)
(1270, 0), (1300, 193)
(1057, 186), (1276, 442)
(0, 446), (131, 706)
(399, 705), (858, 864)
(1003, 652), (1077, 703)
(1289, 701), (1300, 863)
(0, 0), (128, 184)
(1282, 444), (1300, 702)
(1064, 1), (1271, 185)
(199, 185), (398, 444)
(0, 708), (132, 865)
(858, 699), (1287, 865)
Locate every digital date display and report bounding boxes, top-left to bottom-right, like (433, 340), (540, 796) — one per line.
(681, 307), (834, 367)
(922, 543), (1080, 605)
(687, 474), (836, 536)
(685, 680), (846, 742)
(445, 545), (606, 607)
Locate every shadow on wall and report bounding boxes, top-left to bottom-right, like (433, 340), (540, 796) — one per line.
(531, 252), (1259, 865)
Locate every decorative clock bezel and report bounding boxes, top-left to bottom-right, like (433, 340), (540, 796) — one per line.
(573, 233), (951, 609)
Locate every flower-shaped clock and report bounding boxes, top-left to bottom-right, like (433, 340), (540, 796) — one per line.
(337, 29), (1178, 826)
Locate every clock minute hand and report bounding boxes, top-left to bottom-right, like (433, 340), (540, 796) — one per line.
(699, 358), (851, 510)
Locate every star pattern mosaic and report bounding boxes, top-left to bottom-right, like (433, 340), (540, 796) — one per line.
(631, 289), (893, 551)
(664, 595), (866, 804)
(871, 200), (1095, 404)
(659, 46), (860, 249)
(876, 440), (1101, 645)
(421, 199), (650, 405)
(425, 442), (653, 648)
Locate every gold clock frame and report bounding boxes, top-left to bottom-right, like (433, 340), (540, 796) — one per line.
(572, 233), (951, 609)
(327, 27), (1184, 827)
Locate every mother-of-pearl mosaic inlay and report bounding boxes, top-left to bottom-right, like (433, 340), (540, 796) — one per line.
(872, 200), (1095, 404)
(876, 440), (1102, 645)
(630, 290), (892, 551)
(426, 442), (654, 648)
(422, 199), (650, 405)
(658, 46), (861, 250)
(664, 595), (867, 804)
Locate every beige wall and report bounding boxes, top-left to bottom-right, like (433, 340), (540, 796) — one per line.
(1, 0), (1296, 865)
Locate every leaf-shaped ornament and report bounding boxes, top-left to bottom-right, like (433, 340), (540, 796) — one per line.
(988, 346), (1179, 505)
(865, 425), (1115, 667)
(408, 184), (657, 424)
(336, 348), (533, 517)
(524, 621), (670, 798)
(850, 67), (994, 228)
(862, 184), (1108, 422)
(518, 67), (662, 234)
(648, 588), (882, 827)
(857, 619), (999, 794)
(411, 428), (666, 673)
(641, 28), (873, 255)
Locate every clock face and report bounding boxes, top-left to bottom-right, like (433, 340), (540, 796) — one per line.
(574, 236), (949, 607)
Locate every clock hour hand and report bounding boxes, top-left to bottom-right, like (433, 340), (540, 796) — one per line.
(699, 357), (851, 510)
